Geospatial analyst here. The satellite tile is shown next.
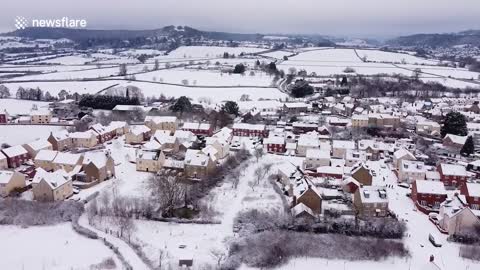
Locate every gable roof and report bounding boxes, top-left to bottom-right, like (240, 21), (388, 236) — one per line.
(53, 152), (82, 165)
(35, 149), (59, 161)
(2, 145), (28, 157)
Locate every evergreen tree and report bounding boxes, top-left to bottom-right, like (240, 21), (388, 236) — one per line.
(233, 64), (246, 74)
(441, 111), (468, 137)
(170, 96), (192, 114)
(222, 101), (239, 116)
(461, 136), (475, 156)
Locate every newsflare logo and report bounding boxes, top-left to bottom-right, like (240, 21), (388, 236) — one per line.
(14, 16), (28, 30)
(14, 16), (87, 30)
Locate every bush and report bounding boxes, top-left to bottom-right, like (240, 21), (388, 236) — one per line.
(290, 79), (314, 98)
(0, 199), (84, 226)
(223, 230), (409, 269)
(79, 94), (140, 110)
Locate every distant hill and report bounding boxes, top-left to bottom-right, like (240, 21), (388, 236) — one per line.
(2, 25), (263, 42)
(387, 30), (480, 48)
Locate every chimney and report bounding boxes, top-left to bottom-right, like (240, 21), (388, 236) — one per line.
(430, 255), (434, 262)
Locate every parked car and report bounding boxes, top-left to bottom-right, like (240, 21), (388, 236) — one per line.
(429, 233), (442, 247)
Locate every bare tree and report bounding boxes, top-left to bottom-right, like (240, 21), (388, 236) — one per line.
(210, 248), (227, 268)
(148, 175), (186, 217)
(254, 147), (264, 162)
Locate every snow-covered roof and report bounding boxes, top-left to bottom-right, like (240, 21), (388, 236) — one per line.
(130, 125), (150, 136)
(465, 182), (480, 197)
(232, 123), (265, 131)
(136, 150), (160, 161)
(70, 130), (96, 139)
(440, 163), (467, 176)
(50, 130), (70, 141)
(35, 149), (58, 161)
(145, 116), (177, 124)
(0, 170), (15, 184)
(2, 145), (28, 157)
(53, 152), (82, 165)
(184, 149), (211, 167)
(83, 151), (109, 168)
(298, 134), (320, 147)
(153, 131), (177, 145)
(316, 166), (343, 175)
(443, 134), (467, 145)
(182, 122), (211, 131)
(33, 168), (70, 189)
(0, 152), (6, 160)
(306, 149), (330, 159)
(332, 140), (355, 150)
(291, 202), (314, 217)
(401, 160), (426, 173)
(415, 180), (447, 195)
(358, 186), (389, 204)
(393, 148), (416, 160)
(24, 139), (52, 151)
(264, 135), (285, 145)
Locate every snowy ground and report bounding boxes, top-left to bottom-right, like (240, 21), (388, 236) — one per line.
(0, 223), (121, 270)
(0, 98), (51, 115)
(0, 125), (66, 145)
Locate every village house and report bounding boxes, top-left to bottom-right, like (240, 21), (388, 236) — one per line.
(358, 139), (391, 161)
(353, 186), (389, 218)
(264, 135), (286, 154)
(438, 194), (480, 236)
(296, 132), (322, 157)
(23, 139), (53, 158)
(412, 180), (448, 213)
(30, 108), (52, 124)
(232, 123), (268, 138)
(460, 182), (480, 210)
(351, 114), (369, 128)
(393, 148), (416, 169)
(303, 149), (330, 170)
(0, 171), (26, 197)
(34, 149), (59, 171)
(283, 102), (308, 114)
(344, 149), (367, 167)
(174, 130), (198, 148)
(109, 121), (129, 136)
(89, 123), (117, 143)
(1, 145), (30, 168)
(0, 152), (8, 169)
(48, 130), (72, 151)
(292, 122), (318, 134)
(314, 166), (344, 179)
(332, 140), (355, 159)
(398, 160), (426, 183)
(52, 152), (83, 172)
(152, 131), (180, 153)
(368, 114), (400, 129)
(81, 151), (115, 183)
(351, 163), (373, 186)
(438, 163), (469, 187)
(125, 125), (151, 144)
(182, 122), (214, 136)
(416, 121), (441, 137)
(32, 168), (73, 202)
(144, 116), (178, 133)
(290, 178), (322, 214)
(184, 149), (216, 179)
(70, 130), (98, 148)
(136, 150), (166, 172)
(0, 110), (8, 123)
(443, 134), (467, 152)
(205, 137), (230, 159)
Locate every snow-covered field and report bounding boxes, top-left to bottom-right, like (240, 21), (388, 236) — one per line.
(0, 125), (66, 145)
(356, 49), (438, 65)
(151, 46), (266, 60)
(0, 223), (120, 270)
(0, 99), (51, 115)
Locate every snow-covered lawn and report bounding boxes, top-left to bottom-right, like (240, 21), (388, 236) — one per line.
(356, 49), (439, 65)
(0, 223), (120, 270)
(0, 125), (66, 145)
(132, 68), (275, 86)
(0, 98), (51, 115)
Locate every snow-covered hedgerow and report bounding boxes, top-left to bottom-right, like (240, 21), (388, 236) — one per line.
(0, 198), (84, 226)
(222, 230), (409, 269)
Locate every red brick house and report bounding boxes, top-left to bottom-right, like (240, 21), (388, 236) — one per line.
(311, 166), (344, 179)
(90, 124), (117, 143)
(438, 163), (469, 187)
(412, 180), (448, 213)
(264, 136), (286, 153)
(0, 110), (7, 124)
(460, 182), (480, 210)
(232, 123), (268, 138)
(182, 122), (213, 136)
(292, 122), (318, 134)
(1, 145), (30, 168)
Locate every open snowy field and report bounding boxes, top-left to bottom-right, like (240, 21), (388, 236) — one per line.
(0, 223), (120, 270)
(0, 125), (66, 145)
(0, 64), (113, 73)
(0, 98), (51, 115)
(420, 77), (480, 89)
(132, 68), (275, 86)
(35, 55), (96, 65)
(288, 48), (362, 63)
(153, 46), (266, 60)
(259, 50), (294, 59)
(277, 62), (414, 76)
(356, 49), (439, 65)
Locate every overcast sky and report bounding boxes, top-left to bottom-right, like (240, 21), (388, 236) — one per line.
(1, 0), (480, 38)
